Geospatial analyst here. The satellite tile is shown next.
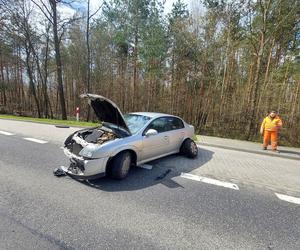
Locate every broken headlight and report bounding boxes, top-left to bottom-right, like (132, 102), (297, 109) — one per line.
(80, 150), (93, 158)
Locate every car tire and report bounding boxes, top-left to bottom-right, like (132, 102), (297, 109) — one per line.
(109, 151), (132, 180)
(180, 139), (198, 158)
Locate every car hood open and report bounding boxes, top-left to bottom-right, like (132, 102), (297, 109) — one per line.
(80, 94), (131, 135)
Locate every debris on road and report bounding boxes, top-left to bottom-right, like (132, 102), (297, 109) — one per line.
(156, 169), (171, 180)
(138, 164), (153, 170)
(53, 166), (67, 177)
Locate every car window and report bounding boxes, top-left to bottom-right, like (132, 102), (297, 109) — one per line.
(169, 117), (184, 130)
(123, 114), (151, 134)
(147, 117), (170, 133)
(146, 117), (184, 134)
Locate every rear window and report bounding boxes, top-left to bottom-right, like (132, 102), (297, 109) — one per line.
(165, 117), (184, 130)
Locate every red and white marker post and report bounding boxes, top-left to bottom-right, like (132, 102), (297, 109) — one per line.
(76, 107), (80, 122)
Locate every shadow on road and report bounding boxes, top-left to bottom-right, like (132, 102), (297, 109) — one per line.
(76, 147), (214, 192)
(278, 150), (300, 157)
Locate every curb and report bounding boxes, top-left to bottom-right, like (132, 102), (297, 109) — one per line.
(197, 142), (300, 161)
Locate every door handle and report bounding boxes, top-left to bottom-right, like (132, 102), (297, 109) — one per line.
(164, 136), (169, 140)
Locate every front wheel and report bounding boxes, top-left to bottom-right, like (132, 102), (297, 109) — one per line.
(109, 151), (132, 180)
(180, 139), (198, 158)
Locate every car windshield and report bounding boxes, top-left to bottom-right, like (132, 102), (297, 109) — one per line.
(123, 114), (151, 134)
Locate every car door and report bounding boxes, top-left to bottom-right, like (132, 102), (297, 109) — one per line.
(141, 117), (173, 161)
(165, 117), (185, 152)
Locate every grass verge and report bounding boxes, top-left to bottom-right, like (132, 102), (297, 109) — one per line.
(0, 114), (98, 127)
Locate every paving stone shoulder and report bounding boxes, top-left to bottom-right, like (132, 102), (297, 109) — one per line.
(197, 135), (300, 161)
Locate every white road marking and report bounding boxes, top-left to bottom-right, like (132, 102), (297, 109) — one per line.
(138, 164), (153, 170)
(275, 193), (300, 205)
(23, 137), (48, 144)
(0, 130), (14, 136)
(180, 173), (239, 190)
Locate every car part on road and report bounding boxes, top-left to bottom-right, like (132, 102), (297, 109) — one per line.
(180, 138), (198, 158)
(156, 169), (172, 180)
(138, 164), (153, 170)
(53, 166), (67, 177)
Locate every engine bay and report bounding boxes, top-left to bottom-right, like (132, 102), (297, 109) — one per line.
(79, 128), (117, 144)
(64, 126), (119, 156)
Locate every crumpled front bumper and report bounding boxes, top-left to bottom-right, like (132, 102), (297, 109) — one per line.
(62, 147), (109, 179)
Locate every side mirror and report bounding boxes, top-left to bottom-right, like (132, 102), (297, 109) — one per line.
(145, 129), (158, 137)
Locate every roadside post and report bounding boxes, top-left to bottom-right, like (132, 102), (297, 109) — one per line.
(76, 107), (80, 122)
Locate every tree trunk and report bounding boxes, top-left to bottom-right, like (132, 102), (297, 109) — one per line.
(50, 0), (67, 120)
(246, 0), (271, 139)
(25, 45), (41, 117)
(86, 0), (91, 121)
(132, 29), (138, 110)
(0, 56), (7, 106)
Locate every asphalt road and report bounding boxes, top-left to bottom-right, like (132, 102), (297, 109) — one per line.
(0, 121), (299, 249)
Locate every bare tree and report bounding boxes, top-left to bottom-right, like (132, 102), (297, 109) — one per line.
(86, 0), (104, 121)
(31, 0), (70, 119)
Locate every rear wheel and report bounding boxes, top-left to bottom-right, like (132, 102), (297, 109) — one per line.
(109, 151), (132, 180)
(180, 139), (198, 158)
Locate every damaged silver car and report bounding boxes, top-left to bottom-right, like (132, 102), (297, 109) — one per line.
(60, 94), (198, 180)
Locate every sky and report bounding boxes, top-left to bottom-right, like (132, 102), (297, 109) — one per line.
(29, 0), (192, 33)
(89, 0), (190, 13)
(59, 0), (191, 17)
(164, 0), (190, 13)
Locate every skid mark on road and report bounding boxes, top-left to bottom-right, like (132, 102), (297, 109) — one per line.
(180, 172), (239, 190)
(23, 138), (48, 144)
(0, 130), (14, 136)
(275, 193), (300, 205)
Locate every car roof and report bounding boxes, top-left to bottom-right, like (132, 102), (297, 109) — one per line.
(129, 112), (178, 119)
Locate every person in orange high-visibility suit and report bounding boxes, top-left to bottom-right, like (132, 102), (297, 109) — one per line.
(260, 111), (283, 151)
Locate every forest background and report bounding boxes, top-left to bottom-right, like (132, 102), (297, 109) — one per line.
(0, 0), (299, 146)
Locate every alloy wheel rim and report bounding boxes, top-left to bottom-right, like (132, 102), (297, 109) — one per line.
(191, 142), (197, 155)
(121, 155), (131, 175)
